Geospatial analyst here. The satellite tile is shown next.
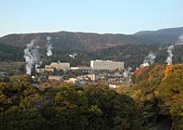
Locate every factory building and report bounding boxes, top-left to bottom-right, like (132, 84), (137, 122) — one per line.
(90, 60), (124, 71)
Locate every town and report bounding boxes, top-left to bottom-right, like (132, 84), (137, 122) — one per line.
(33, 59), (131, 88)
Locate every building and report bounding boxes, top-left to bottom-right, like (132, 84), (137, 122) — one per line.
(0, 72), (8, 77)
(90, 60), (124, 71)
(45, 62), (70, 71)
(87, 74), (96, 81)
(64, 78), (78, 84)
(35, 68), (45, 73)
(70, 66), (92, 72)
(48, 75), (62, 81)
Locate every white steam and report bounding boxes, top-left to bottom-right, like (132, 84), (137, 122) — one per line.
(24, 40), (40, 75)
(123, 67), (132, 79)
(123, 67), (132, 83)
(69, 53), (77, 59)
(175, 34), (183, 45)
(140, 52), (156, 67)
(46, 36), (53, 56)
(178, 34), (183, 42)
(165, 45), (174, 65)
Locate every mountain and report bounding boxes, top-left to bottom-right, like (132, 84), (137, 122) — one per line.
(0, 43), (24, 61)
(135, 26), (183, 36)
(0, 27), (183, 52)
(134, 26), (183, 44)
(0, 32), (144, 51)
(0, 26), (183, 67)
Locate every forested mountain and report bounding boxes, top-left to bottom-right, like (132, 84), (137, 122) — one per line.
(135, 26), (183, 36)
(134, 26), (183, 44)
(0, 43), (24, 61)
(0, 26), (183, 51)
(0, 26), (183, 68)
(0, 32), (141, 51)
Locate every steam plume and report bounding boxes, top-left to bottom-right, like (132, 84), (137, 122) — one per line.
(24, 40), (40, 75)
(178, 34), (183, 42)
(165, 45), (174, 65)
(46, 36), (53, 56)
(140, 52), (156, 67)
(123, 67), (132, 79)
(123, 67), (132, 84)
(69, 53), (77, 59)
(176, 34), (183, 45)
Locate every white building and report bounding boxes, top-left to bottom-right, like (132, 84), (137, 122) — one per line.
(90, 60), (124, 70)
(70, 66), (92, 72)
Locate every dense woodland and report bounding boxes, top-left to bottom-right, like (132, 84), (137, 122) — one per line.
(1, 64), (183, 129)
(131, 64), (183, 129)
(0, 75), (143, 130)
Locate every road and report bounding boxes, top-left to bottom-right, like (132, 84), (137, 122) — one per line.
(151, 119), (172, 130)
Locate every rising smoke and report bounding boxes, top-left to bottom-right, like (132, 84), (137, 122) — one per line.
(46, 36), (53, 56)
(123, 67), (132, 83)
(69, 53), (77, 59)
(178, 34), (183, 42)
(123, 67), (132, 78)
(140, 52), (156, 67)
(24, 40), (40, 75)
(165, 45), (174, 65)
(176, 34), (183, 45)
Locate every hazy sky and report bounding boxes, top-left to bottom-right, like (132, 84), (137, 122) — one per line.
(0, 0), (183, 37)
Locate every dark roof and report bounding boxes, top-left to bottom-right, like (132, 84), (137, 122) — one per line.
(0, 72), (8, 76)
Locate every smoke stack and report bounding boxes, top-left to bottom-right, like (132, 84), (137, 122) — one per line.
(140, 52), (156, 67)
(165, 45), (174, 65)
(46, 36), (53, 56)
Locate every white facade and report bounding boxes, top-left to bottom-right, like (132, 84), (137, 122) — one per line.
(90, 60), (124, 70)
(70, 66), (92, 72)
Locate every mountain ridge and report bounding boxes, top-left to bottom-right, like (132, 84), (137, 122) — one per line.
(134, 26), (183, 36)
(0, 26), (182, 51)
(0, 26), (183, 67)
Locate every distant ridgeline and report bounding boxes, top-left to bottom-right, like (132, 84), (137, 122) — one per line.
(0, 26), (183, 68)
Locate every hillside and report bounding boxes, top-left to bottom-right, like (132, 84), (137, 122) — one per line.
(134, 26), (183, 44)
(1, 26), (183, 52)
(0, 26), (183, 69)
(0, 32), (142, 51)
(135, 26), (183, 36)
(131, 63), (183, 129)
(0, 43), (24, 61)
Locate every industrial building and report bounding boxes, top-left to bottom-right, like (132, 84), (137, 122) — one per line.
(90, 60), (124, 70)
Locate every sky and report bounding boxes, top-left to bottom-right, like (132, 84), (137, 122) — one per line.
(0, 0), (183, 37)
